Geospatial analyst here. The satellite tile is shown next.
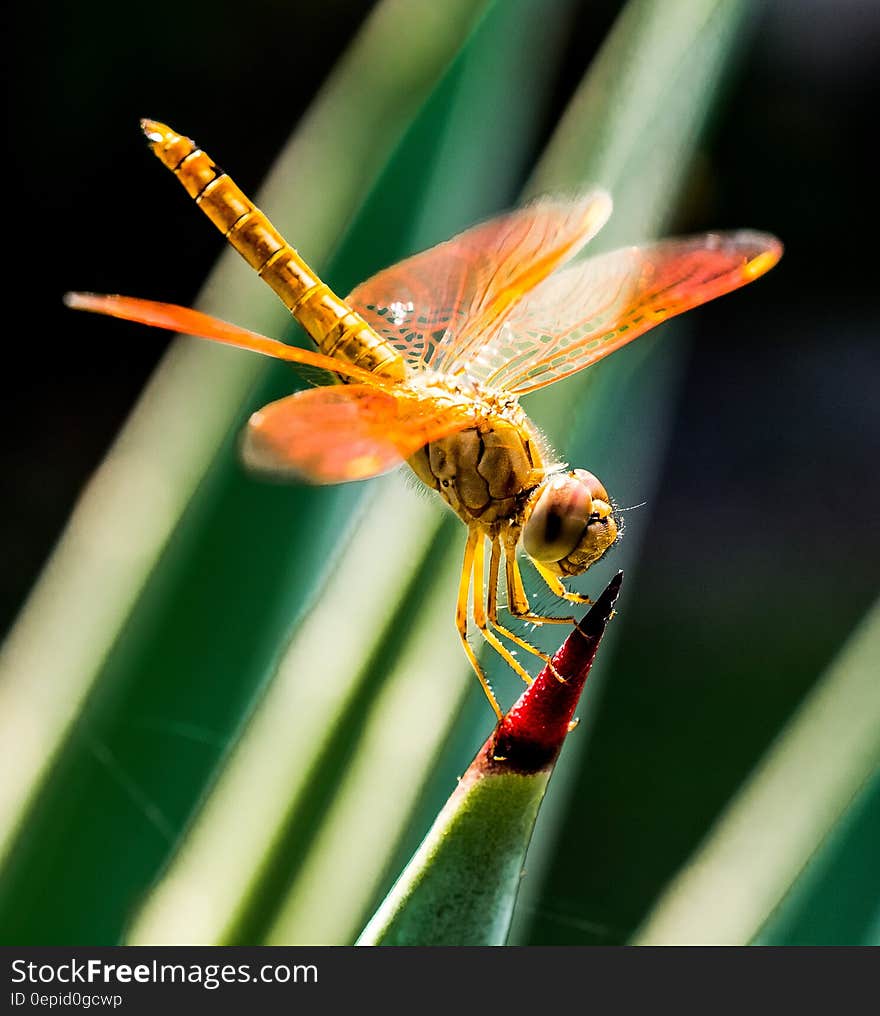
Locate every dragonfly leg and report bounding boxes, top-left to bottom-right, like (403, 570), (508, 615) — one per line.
(532, 559), (593, 606)
(503, 532), (575, 625)
(456, 529), (503, 721)
(471, 535), (534, 686)
(486, 536), (554, 675)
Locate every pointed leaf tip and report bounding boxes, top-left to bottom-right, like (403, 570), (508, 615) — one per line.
(486, 571), (623, 774)
(576, 569), (623, 638)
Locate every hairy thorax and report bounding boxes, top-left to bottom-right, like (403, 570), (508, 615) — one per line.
(406, 377), (548, 528)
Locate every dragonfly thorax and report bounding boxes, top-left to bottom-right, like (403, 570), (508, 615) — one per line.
(406, 389), (546, 527)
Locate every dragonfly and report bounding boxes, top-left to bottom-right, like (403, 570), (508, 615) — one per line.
(66, 120), (782, 719)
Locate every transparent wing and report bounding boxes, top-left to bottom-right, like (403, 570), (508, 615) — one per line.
(346, 191), (612, 376)
(64, 293), (384, 387)
(478, 231), (783, 394)
(243, 384), (474, 484)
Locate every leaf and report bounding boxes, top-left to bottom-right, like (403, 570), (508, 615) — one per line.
(633, 592), (880, 945)
(758, 766), (880, 946)
(357, 576), (622, 946)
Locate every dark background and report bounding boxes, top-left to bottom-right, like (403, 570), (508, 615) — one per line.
(5, 0), (879, 944)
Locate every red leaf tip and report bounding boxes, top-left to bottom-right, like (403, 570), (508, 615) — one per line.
(488, 571), (623, 774)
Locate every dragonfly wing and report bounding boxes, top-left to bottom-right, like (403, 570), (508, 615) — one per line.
(64, 293), (384, 387)
(243, 384), (473, 484)
(346, 191), (612, 376)
(481, 231), (783, 394)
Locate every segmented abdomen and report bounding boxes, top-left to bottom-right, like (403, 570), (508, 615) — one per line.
(141, 120), (405, 383)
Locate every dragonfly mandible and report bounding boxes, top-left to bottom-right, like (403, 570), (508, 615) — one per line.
(66, 121), (782, 719)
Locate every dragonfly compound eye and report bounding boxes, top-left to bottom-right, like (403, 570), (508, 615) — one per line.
(570, 468), (610, 505)
(523, 473), (594, 563)
(522, 470), (619, 576)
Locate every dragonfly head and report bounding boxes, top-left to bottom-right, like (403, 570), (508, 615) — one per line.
(521, 469), (619, 576)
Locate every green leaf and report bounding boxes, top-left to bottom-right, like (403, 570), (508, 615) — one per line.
(633, 593), (880, 945)
(757, 766), (880, 946)
(360, 772), (552, 947)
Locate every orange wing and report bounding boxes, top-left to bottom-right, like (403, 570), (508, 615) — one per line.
(243, 384), (474, 484)
(472, 231), (782, 394)
(346, 191), (612, 376)
(64, 293), (385, 387)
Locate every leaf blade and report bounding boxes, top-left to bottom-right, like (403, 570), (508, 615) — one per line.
(357, 577), (621, 946)
(633, 594), (880, 945)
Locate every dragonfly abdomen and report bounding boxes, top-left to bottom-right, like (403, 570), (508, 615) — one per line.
(141, 120), (405, 383)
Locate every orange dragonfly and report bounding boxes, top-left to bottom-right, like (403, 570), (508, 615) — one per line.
(66, 120), (782, 719)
